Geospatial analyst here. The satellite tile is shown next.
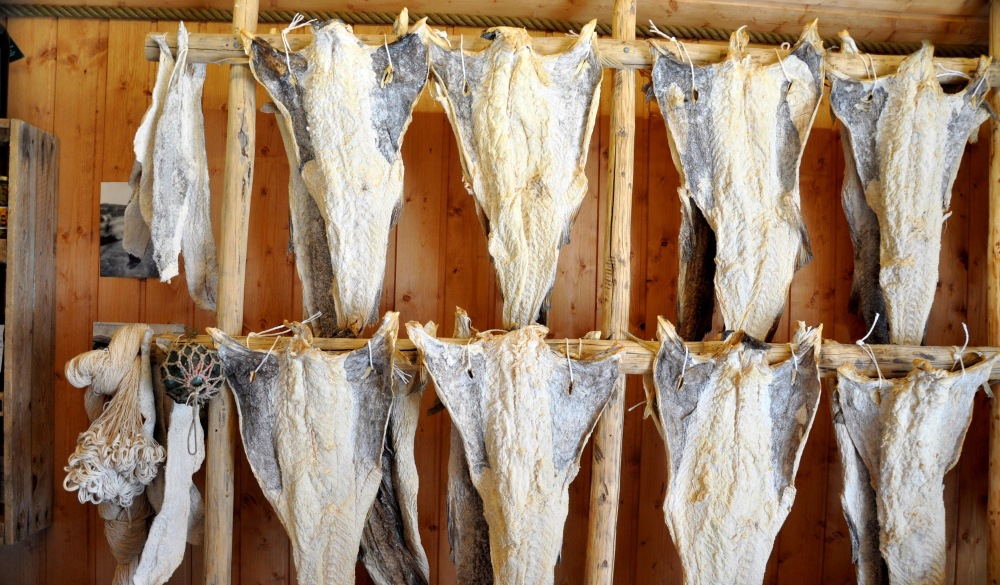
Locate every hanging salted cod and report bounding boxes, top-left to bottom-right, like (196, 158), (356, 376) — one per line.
(647, 22), (824, 341)
(830, 35), (993, 345)
(834, 352), (999, 585)
(408, 319), (621, 584)
(245, 11), (429, 337)
(211, 314), (399, 584)
(639, 318), (822, 584)
(124, 23), (218, 311)
(427, 23), (602, 329)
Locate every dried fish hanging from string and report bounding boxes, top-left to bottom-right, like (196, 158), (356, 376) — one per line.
(830, 35), (993, 345)
(245, 10), (429, 337)
(834, 351), (999, 585)
(647, 21), (824, 341)
(427, 22), (602, 330)
(132, 340), (220, 585)
(211, 314), (400, 585)
(639, 318), (822, 585)
(64, 325), (164, 585)
(408, 320), (620, 584)
(124, 22), (218, 311)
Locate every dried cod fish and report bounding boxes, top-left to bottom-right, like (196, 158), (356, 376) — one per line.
(835, 355), (999, 585)
(246, 12), (429, 336)
(830, 37), (992, 344)
(358, 321), (434, 585)
(648, 22), (824, 340)
(446, 308), (493, 584)
(408, 320), (621, 584)
(641, 318), (822, 584)
(428, 23), (602, 329)
(211, 313), (399, 584)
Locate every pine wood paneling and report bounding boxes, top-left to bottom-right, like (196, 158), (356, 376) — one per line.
(0, 15), (994, 585)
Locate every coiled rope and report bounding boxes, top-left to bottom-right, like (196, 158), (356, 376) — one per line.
(0, 3), (987, 57)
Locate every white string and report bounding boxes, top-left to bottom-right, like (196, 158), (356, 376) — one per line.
(649, 20), (697, 99)
(856, 313), (884, 389)
(675, 346), (690, 393)
(936, 62), (972, 80)
(460, 35), (470, 95)
(628, 400), (647, 412)
(249, 335), (280, 383)
(565, 339), (574, 392)
(281, 14), (315, 81)
(773, 46), (791, 83)
(952, 322), (970, 379)
(383, 34), (394, 70)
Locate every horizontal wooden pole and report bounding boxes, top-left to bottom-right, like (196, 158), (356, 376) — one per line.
(159, 334), (1000, 380)
(143, 32), (999, 84)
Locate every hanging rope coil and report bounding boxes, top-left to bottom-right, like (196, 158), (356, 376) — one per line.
(0, 4), (987, 57)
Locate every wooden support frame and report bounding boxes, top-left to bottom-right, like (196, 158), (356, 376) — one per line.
(144, 31), (1000, 86)
(989, 2), (1000, 583)
(204, 0), (258, 583)
(134, 2), (1000, 581)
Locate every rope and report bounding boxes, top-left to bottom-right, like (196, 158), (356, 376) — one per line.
(0, 4), (987, 57)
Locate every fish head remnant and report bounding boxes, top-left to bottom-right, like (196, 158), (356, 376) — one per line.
(831, 36), (993, 344)
(428, 24), (603, 329)
(247, 14), (429, 336)
(648, 22), (823, 341)
(409, 319), (620, 583)
(644, 317), (822, 584)
(213, 313), (399, 583)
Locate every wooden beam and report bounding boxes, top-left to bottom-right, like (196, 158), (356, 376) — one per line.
(143, 31), (999, 84)
(204, 0), (258, 582)
(162, 334), (1000, 380)
(586, 0), (635, 581)
(22, 0), (992, 45)
(988, 2), (1000, 583)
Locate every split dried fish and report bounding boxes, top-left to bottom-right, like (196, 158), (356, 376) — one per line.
(409, 320), (620, 583)
(647, 22), (824, 340)
(642, 318), (822, 584)
(428, 23), (602, 329)
(246, 12), (429, 336)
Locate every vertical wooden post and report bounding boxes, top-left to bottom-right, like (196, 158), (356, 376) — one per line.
(205, 0), (258, 583)
(585, 0), (635, 582)
(990, 4), (1000, 584)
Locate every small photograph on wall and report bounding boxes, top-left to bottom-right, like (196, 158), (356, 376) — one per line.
(93, 322), (187, 350)
(99, 181), (159, 278)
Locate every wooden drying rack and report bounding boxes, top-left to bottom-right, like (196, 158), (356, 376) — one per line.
(142, 0), (1000, 582)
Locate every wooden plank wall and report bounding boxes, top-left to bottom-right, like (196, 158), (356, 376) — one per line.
(0, 16), (991, 584)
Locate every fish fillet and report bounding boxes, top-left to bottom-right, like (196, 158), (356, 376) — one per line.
(446, 308), (493, 584)
(358, 322), (434, 585)
(647, 23), (823, 340)
(246, 12), (428, 336)
(836, 355), (998, 585)
(641, 318), (822, 584)
(408, 320), (621, 584)
(211, 313), (399, 584)
(149, 22), (218, 310)
(830, 39), (992, 344)
(428, 23), (602, 329)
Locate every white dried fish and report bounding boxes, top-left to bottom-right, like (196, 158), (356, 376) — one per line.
(246, 12), (429, 336)
(409, 320), (620, 583)
(212, 314), (399, 584)
(648, 22), (824, 340)
(428, 24), (602, 329)
(836, 355), (999, 584)
(642, 318), (822, 584)
(830, 37), (992, 344)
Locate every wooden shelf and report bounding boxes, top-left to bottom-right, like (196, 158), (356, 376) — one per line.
(157, 333), (1000, 380)
(144, 31), (1000, 85)
(1, 119), (58, 546)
